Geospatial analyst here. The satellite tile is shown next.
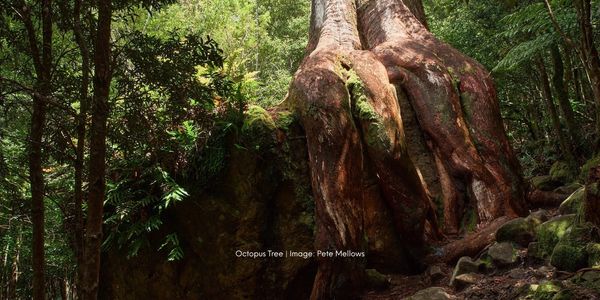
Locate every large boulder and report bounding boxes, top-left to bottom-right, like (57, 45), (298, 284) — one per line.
(496, 217), (536, 247)
(559, 187), (585, 215)
(99, 118), (317, 300)
(535, 214), (576, 259)
(550, 244), (587, 272)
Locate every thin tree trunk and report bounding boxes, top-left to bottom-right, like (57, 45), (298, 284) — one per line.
(81, 0), (111, 298)
(73, 0), (90, 294)
(550, 45), (580, 156)
(24, 0), (53, 298)
(536, 58), (576, 166)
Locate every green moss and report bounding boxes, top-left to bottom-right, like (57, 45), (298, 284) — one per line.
(344, 69), (391, 152)
(580, 156), (600, 181)
(531, 281), (561, 300)
(274, 110), (296, 131)
(536, 215), (576, 258)
(559, 187), (585, 215)
(586, 243), (600, 268)
(550, 244), (587, 272)
(496, 217), (536, 247)
(550, 161), (575, 184)
(461, 208), (478, 233)
(551, 289), (574, 300)
(243, 105), (276, 131)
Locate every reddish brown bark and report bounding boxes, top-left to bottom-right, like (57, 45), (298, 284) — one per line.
(290, 0), (527, 297)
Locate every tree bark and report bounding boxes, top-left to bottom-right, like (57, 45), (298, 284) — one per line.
(21, 0), (53, 298)
(73, 0), (90, 294)
(290, 0), (527, 297)
(81, 0), (111, 298)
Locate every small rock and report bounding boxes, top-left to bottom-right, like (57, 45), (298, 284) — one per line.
(534, 265), (556, 279)
(453, 273), (481, 288)
(580, 269), (600, 282)
(407, 287), (454, 300)
(527, 209), (550, 224)
(449, 256), (484, 286)
(488, 242), (518, 266)
(496, 217), (535, 247)
(426, 264), (446, 282)
(558, 187), (585, 215)
(508, 268), (527, 279)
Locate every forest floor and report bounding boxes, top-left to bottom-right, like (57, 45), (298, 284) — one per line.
(362, 207), (600, 300)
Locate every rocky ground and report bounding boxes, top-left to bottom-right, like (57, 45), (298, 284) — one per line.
(362, 162), (600, 300)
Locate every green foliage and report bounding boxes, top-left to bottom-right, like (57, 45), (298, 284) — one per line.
(103, 166), (187, 259)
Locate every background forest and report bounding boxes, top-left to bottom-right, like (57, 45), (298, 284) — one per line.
(0, 0), (599, 298)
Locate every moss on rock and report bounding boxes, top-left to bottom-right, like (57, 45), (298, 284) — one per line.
(496, 217), (536, 247)
(550, 161), (575, 184)
(550, 244), (587, 272)
(580, 156), (600, 181)
(243, 105), (276, 131)
(586, 243), (600, 268)
(559, 187), (585, 215)
(536, 214), (576, 259)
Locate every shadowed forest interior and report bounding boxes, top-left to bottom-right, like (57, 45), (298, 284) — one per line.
(1, 0), (600, 299)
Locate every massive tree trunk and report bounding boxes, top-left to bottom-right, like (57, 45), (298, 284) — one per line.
(81, 0), (112, 298)
(289, 0), (527, 298)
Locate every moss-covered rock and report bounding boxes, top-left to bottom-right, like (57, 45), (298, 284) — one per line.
(580, 156), (600, 181)
(536, 214), (576, 259)
(550, 161), (575, 184)
(530, 281), (562, 300)
(550, 244), (587, 272)
(554, 183), (582, 195)
(586, 243), (600, 268)
(496, 217), (536, 247)
(559, 187), (585, 215)
(532, 175), (562, 191)
(243, 105), (276, 131)
(551, 289), (574, 300)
